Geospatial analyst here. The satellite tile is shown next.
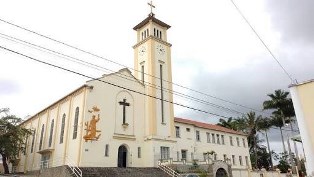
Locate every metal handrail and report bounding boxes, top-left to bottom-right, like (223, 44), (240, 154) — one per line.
(65, 156), (82, 177)
(38, 156), (82, 177)
(158, 161), (180, 177)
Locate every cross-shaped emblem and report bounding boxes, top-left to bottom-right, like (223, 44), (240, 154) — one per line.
(119, 99), (130, 124)
(148, 0), (155, 15)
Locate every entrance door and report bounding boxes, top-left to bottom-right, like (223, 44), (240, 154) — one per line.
(40, 153), (50, 169)
(216, 168), (228, 177)
(118, 145), (127, 167)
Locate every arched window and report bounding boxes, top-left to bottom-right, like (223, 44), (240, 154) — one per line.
(160, 31), (162, 39)
(73, 107), (79, 139)
(48, 119), (54, 147)
(154, 28), (156, 36)
(156, 29), (159, 38)
(60, 114), (66, 144)
(39, 124), (45, 150)
(30, 129), (36, 153)
(141, 32), (144, 40)
(147, 29), (149, 36)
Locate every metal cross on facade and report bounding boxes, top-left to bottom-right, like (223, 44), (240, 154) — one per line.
(119, 99), (130, 124)
(147, 0), (155, 15)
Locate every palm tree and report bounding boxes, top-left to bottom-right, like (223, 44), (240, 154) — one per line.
(263, 89), (295, 153)
(217, 117), (235, 130)
(241, 111), (262, 169)
(258, 117), (273, 169)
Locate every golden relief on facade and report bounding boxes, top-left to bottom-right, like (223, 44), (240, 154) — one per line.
(83, 106), (101, 142)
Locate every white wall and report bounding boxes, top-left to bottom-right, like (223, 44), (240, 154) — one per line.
(174, 122), (251, 170)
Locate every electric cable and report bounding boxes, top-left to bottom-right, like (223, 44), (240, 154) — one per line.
(0, 17), (266, 114)
(230, 0), (295, 83)
(0, 44), (234, 119)
(0, 32), (245, 116)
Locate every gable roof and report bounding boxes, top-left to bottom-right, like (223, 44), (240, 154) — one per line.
(174, 117), (247, 136)
(87, 68), (144, 86)
(133, 13), (171, 30)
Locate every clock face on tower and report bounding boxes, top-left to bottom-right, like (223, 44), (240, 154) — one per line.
(139, 46), (146, 56)
(156, 44), (165, 55)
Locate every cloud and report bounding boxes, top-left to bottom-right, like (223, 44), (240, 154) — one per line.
(0, 79), (20, 95)
(265, 0), (314, 44)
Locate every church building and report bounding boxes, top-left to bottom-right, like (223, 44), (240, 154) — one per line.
(17, 9), (251, 176)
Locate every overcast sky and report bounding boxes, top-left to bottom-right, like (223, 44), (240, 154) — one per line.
(0, 0), (313, 160)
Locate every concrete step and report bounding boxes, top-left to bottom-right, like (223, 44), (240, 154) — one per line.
(80, 167), (170, 177)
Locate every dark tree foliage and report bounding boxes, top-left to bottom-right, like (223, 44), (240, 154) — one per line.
(274, 152), (291, 173)
(0, 108), (31, 174)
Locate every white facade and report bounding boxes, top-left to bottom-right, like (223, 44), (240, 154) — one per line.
(17, 13), (251, 173)
(174, 119), (250, 170)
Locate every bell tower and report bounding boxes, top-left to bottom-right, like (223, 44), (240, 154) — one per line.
(133, 6), (175, 139)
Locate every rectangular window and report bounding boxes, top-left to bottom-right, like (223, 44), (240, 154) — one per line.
(191, 152), (194, 160)
(160, 146), (169, 160)
(105, 144), (109, 157)
(138, 147), (141, 158)
(245, 156), (249, 166)
(223, 154), (227, 162)
(212, 133), (215, 143)
(239, 156), (243, 166)
(186, 128), (190, 132)
(196, 130), (200, 141)
(206, 132), (210, 143)
(216, 134), (220, 144)
(181, 150), (187, 160)
(221, 135), (225, 145)
(141, 65), (144, 84)
(230, 136), (233, 146)
(175, 126), (180, 138)
(236, 137), (240, 147)
(232, 155), (236, 165)
(160, 64), (164, 123)
(243, 138), (246, 147)
(214, 154), (217, 160)
(177, 151), (180, 161)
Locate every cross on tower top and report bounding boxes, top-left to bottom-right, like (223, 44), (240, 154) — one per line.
(147, 0), (155, 15)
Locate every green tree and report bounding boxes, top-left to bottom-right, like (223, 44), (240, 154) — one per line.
(216, 112), (273, 169)
(263, 89), (295, 153)
(0, 108), (31, 174)
(249, 135), (274, 170)
(274, 152), (291, 173)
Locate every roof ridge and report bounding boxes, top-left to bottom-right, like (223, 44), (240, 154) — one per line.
(174, 117), (247, 136)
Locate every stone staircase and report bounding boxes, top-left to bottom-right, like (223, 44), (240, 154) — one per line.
(80, 167), (170, 177)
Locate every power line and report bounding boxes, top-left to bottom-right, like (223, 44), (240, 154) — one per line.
(0, 45), (233, 119)
(0, 32), (245, 116)
(230, 0), (295, 83)
(0, 17), (266, 114)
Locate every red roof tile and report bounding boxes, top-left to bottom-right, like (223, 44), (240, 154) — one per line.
(174, 117), (247, 136)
